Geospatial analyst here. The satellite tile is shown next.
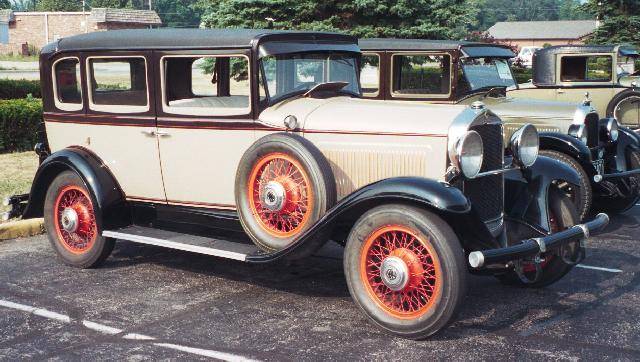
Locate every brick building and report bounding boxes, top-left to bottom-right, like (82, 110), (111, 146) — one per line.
(0, 8), (162, 55)
(487, 20), (598, 48)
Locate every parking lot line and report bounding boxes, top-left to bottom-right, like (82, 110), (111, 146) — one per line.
(0, 297), (257, 361)
(577, 264), (623, 273)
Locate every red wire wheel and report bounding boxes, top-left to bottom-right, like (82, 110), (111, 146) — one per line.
(522, 211), (559, 273)
(247, 152), (315, 238)
(52, 185), (98, 255)
(359, 225), (442, 319)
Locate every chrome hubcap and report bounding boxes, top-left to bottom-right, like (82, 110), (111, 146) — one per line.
(262, 181), (286, 212)
(380, 256), (409, 291)
(60, 208), (79, 233)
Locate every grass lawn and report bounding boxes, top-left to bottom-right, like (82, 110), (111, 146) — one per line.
(0, 151), (38, 217)
(0, 54), (39, 62)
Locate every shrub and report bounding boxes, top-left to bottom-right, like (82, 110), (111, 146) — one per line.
(0, 98), (43, 153)
(0, 79), (42, 100)
(512, 67), (533, 84)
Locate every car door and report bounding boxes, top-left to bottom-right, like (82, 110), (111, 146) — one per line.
(154, 51), (257, 208)
(555, 54), (617, 109)
(45, 52), (166, 202)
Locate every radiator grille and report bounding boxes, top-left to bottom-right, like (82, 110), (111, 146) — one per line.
(462, 123), (504, 222)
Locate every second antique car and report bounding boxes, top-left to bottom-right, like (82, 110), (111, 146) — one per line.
(510, 45), (640, 129)
(9, 29), (609, 339)
(359, 38), (640, 220)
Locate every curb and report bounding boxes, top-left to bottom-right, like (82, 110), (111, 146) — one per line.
(0, 218), (44, 241)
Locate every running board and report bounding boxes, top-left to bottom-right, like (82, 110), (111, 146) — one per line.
(103, 226), (261, 262)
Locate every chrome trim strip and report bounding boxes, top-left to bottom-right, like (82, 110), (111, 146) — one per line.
(102, 230), (248, 261)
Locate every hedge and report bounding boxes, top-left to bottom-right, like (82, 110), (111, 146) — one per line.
(0, 79), (42, 100)
(512, 67), (533, 84)
(0, 98), (43, 153)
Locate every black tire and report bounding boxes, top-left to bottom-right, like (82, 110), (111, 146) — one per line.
(235, 133), (336, 253)
(44, 171), (115, 268)
(344, 204), (467, 339)
(607, 91), (640, 129)
(539, 149), (592, 221)
(496, 185), (579, 288)
(596, 150), (640, 214)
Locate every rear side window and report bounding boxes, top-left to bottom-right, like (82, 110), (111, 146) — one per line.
(87, 57), (149, 113)
(360, 54), (380, 96)
(53, 57), (82, 111)
(392, 54), (451, 96)
(162, 55), (251, 116)
(560, 55), (613, 82)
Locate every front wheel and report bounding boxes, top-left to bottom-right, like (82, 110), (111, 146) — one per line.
(496, 185), (579, 288)
(44, 171), (114, 268)
(539, 150), (591, 221)
(344, 204), (467, 339)
(596, 150), (640, 214)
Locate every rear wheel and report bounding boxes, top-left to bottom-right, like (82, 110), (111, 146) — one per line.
(539, 150), (591, 221)
(44, 171), (114, 268)
(344, 205), (466, 339)
(597, 150), (640, 214)
(496, 185), (579, 288)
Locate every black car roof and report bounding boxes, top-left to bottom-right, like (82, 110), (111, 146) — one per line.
(536, 44), (638, 57)
(41, 28), (357, 54)
(359, 38), (515, 58)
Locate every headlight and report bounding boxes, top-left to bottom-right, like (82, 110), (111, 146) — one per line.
(510, 124), (539, 168)
(569, 123), (588, 144)
(450, 130), (484, 179)
(605, 118), (619, 142)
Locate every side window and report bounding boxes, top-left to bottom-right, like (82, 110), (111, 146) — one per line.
(163, 55), (251, 116)
(360, 54), (380, 96)
(560, 55), (613, 82)
(87, 57), (149, 113)
(53, 57), (82, 111)
(392, 54), (451, 96)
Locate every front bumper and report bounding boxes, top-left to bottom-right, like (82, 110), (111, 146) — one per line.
(597, 168), (640, 181)
(1, 194), (29, 222)
(468, 213), (609, 268)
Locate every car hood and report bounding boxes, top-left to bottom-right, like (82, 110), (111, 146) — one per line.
(260, 96), (467, 136)
(472, 95), (577, 121)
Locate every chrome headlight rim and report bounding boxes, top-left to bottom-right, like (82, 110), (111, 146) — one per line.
(450, 130), (484, 179)
(605, 118), (619, 142)
(510, 124), (539, 168)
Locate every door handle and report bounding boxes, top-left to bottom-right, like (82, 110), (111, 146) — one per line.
(556, 89), (565, 94)
(155, 130), (170, 137)
(141, 130), (156, 137)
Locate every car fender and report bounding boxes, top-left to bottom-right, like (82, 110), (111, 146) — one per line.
(607, 127), (640, 171)
(246, 177), (500, 262)
(539, 132), (595, 176)
(22, 147), (129, 229)
(504, 155), (581, 233)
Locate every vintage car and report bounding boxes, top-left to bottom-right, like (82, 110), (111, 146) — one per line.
(359, 38), (640, 220)
(6, 29), (609, 339)
(510, 45), (640, 129)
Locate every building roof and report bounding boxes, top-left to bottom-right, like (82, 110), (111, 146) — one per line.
(487, 20), (597, 40)
(89, 8), (162, 25)
(0, 9), (14, 23)
(359, 38), (515, 58)
(42, 28), (357, 54)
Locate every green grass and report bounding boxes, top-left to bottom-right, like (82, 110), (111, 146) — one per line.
(0, 54), (39, 62)
(0, 151), (38, 217)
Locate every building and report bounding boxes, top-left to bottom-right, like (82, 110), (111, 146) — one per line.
(0, 8), (162, 55)
(487, 20), (598, 48)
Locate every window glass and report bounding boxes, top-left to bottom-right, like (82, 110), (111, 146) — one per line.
(561, 55), (612, 82)
(164, 56), (250, 116)
(458, 57), (516, 95)
(54, 58), (82, 107)
(617, 56), (640, 76)
(392, 54), (451, 95)
(89, 58), (148, 109)
(360, 54), (380, 95)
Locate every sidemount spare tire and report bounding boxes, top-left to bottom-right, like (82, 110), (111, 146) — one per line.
(607, 90), (640, 128)
(235, 133), (337, 253)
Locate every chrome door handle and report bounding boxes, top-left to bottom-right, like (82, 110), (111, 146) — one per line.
(556, 89), (565, 94)
(141, 130), (156, 137)
(155, 130), (170, 137)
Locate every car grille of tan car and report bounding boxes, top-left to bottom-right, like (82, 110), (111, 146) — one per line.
(462, 123), (505, 223)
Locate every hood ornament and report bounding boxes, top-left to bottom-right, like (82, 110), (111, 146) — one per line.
(470, 101), (485, 110)
(582, 92), (592, 106)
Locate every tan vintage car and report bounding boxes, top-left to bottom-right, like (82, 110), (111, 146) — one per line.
(8, 29), (609, 339)
(509, 45), (640, 129)
(360, 39), (640, 221)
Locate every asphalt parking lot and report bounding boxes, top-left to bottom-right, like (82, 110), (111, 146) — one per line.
(1, 207), (639, 360)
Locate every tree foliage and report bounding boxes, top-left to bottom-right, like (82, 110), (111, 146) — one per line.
(473, 0), (589, 30)
(583, 0), (640, 46)
(153, 0), (202, 28)
(199, 0), (479, 39)
(36, 0), (82, 11)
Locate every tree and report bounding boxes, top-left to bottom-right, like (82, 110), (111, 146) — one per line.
(472, 0), (590, 31)
(153, 0), (201, 28)
(0, 0), (9, 9)
(199, 0), (479, 40)
(90, 0), (130, 7)
(36, 0), (82, 11)
(583, 0), (640, 46)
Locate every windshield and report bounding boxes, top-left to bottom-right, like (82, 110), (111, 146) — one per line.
(617, 55), (640, 76)
(259, 52), (360, 103)
(458, 57), (516, 95)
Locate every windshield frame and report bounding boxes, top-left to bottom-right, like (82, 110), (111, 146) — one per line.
(457, 56), (518, 99)
(258, 51), (362, 106)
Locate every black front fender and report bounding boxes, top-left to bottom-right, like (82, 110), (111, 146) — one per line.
(539, 132), (595, 176)
(607, 127), (640, 171)
(247, 177), (499, 262)
(505, 155), (581, 233)
(22, 147), (128, 229)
